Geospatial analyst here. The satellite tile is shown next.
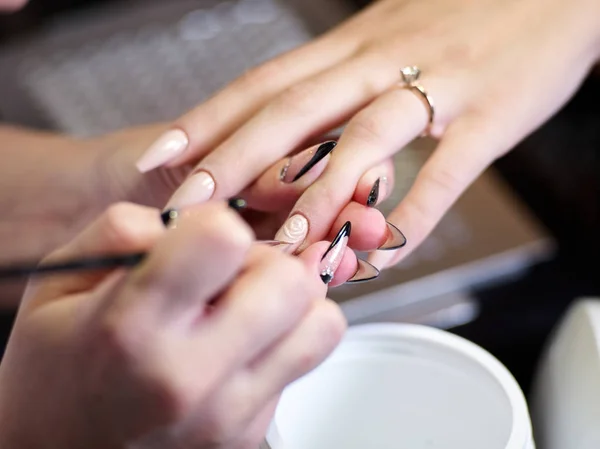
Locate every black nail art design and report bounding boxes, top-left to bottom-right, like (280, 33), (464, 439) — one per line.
(292, 141), (337, 182)
(367, 178), (381, 207)
(161, 209), (179, 227)
(320, 221), (351, 284)
(228, 197), (247, 211)
(346, 259), (380, 283)
(378, 222), (407, 250)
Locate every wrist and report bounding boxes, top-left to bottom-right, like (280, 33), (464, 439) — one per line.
(0, 126), (101, 257)
(89, 122), (171, 208)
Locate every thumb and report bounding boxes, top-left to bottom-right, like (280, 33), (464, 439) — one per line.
(23, 203), (165, 309)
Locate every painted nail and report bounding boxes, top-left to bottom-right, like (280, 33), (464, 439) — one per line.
(274, 214), (308, 245)
(136, 129), (189, 173)
(280, 141), (336, 183)
(160, 208), (179, 227)
(228, 197), (247, 212)
(319, 221), (351, 284)
(378, 222), (407, 250)
(366, 178), (381, 207)
(166, 170), (216, 209)
(347, 259), (380, 283)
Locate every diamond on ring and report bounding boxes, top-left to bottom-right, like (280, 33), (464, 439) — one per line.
(400, 66), (421, 85)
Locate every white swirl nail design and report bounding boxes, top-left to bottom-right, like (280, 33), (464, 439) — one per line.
(275, 214), (308, 244)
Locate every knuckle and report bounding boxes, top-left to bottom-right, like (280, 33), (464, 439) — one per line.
(273, 80), (319, 116)
(346, 111), (387, 148)
(202, 210), (254, 257)
(421, 165), (464, 199)
(92, 315), (192, 422)
(239, 58), (285, 90)
(102, 202), (144, 247)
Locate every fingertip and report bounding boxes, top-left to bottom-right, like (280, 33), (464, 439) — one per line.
(298, 241), (358, 287)
(330, 202), (388, 251)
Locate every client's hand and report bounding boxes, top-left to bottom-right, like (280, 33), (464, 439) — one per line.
(99, 130), (399, 257)
(131, 0), (600, 267)
(0, 202), (349, 448)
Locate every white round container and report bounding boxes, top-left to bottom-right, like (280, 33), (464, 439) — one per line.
(267, 323), (534, 449)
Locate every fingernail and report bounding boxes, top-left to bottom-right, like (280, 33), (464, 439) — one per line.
(366, 178), (381, 207)
(274, 214), (308, 245)
(166, 170), (216, 209)
(378, 222), (407, 250)
(280, 141), (336, 183)
(160, 208), (179, 227)
(228, 197), (247, 212)
(136, 129), (189, 173)
(319, 221), (351, 284)
(346, 259), (380, 283)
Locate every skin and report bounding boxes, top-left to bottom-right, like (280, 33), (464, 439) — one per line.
(154, 0), (600, 270)
(0, 202), (352, 449)
(1, 0), (598, 445)
(0, 123), (391, 306)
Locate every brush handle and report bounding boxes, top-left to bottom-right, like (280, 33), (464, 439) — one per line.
(0, 252), (147, 279)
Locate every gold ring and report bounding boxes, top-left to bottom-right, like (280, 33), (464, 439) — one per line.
(399, 66), (435, 136)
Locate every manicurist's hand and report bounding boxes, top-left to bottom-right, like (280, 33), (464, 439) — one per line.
(0, 202), (353, 449)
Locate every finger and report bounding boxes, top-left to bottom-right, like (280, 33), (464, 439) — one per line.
(298, 240), (361, 288)
(367, 115), (496, 269)
(202, 299), (346, 443)
(285, 76), (459, 251)
(244, 299), (346, 414)
(166, 53), (398, 210)
(243, 140), (337, 212)
(122, 202), (254, 325)
(328, 202), (390, 252)
(199, 245), (325, 371)
(244, 140), (395, 214)
(26, 203), (165, 308)
(135, 32), (358, 173)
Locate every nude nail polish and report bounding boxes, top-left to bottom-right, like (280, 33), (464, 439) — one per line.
(274, 214), (309, 245)
(136, 129), (189, 173)
(319, 221), (351, 284)
(378, 222), (407, 250)
(166, 170), (216, 209)
(280, 141), (336, 183)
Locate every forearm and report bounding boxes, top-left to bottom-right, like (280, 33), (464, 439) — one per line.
(0, 125), (102, 260)
(0, 126), (106, 307)
(0, 123), (170, 308)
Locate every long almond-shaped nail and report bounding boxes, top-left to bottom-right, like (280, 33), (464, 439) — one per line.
(347, 259), (380, 283)
(319, 221), (351, 284)
(280, 141), (336, 183)
(378, 222), (407, 250)
(166, 170), (216, 210)
(136, 129), (189, 173)
(274, 214), (308, 245)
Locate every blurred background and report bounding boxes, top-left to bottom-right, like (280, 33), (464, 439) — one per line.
(0, 0), (598, 397)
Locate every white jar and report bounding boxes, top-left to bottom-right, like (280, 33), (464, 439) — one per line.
(267, 323), (535, 449)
